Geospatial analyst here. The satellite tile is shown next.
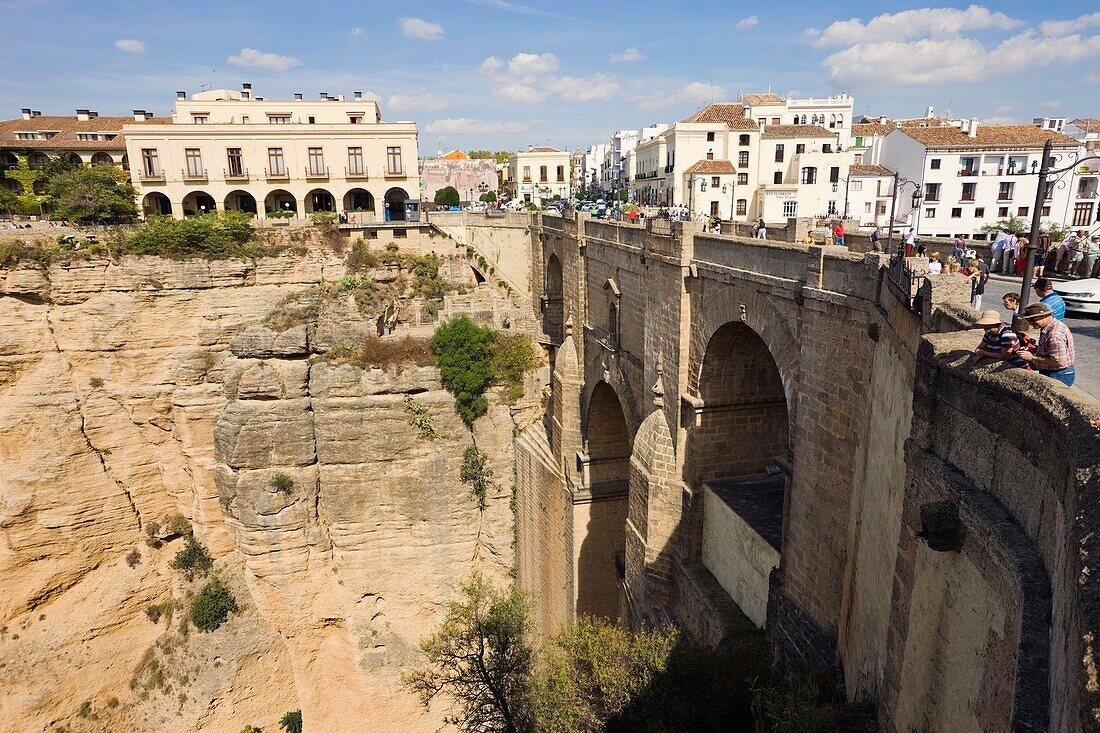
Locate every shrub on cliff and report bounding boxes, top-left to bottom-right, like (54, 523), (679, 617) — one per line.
(430, 316), (496, 425)
(170, 535), (213, 578)
(490, 333), (536, 405)
(190, 578), (237, 632)
(46, 164), (137, 223)
(125, 211), (256, 258)
(279, 710), (303, 733)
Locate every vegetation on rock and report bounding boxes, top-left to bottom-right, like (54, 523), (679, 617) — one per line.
(190, 578), (237, 632)
(170, 535), (213, 578)
(403, 395), (438, 439)
(270, 472), (294, 494)
(45, 164), (137, 222)
(279, 710), (303, 733)
(126, 212), (257, 258)
(460, 446), (492, 511)
(125, 549), (141, 567)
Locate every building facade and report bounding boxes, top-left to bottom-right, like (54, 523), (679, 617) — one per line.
(420, 150), (498, 204)
(123, 85), (420, 221)
(506, 147), (570, 204)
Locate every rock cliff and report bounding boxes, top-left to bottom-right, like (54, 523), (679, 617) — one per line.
(0, 242), (521, 732)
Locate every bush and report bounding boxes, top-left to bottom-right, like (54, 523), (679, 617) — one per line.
(311, 211), (338, 227)
(190, 579), (237, 632)
(170, 535), (213, 578)
(89, 376), (104, 388)
(106, 696), (119, 709)
(125, 549), (141, 567)
(479, 191), (497, 203)
(125, 211), (256, 259)
(146, 601), (174, 624)
(164, 513), (192, 538)
(430, 316), (496, 425)
(460, 446), (492, 510)
(489, 333), (535, 405)
(404, 395), (438, 439)
(348, 241), (380, 271)
(434, 186), (461, 207)
(751, 680), (839, 733)
(280, 710), (303, 733)
(77, 700), (92, 718)
(270, 473), (294, 494)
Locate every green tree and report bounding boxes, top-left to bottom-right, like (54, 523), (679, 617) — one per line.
(469, 151), (511, 164)
(980, 215), (1028, 236)
(403, 574), (536, 733)
(279, 710), (303, 733)
(190, 578), (237, 631)
(435, 186), (461, 207)
(170, 534), (214, 578)
(479, 191), (498, 203)
(46, 164), (137, 222)
(2, 156), (46, 215)
(430, 316), (496, 425)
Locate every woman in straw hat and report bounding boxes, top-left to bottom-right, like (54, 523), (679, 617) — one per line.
(968, 310), (1028, 368)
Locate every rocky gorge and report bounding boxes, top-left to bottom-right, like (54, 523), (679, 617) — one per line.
(0, 236), (533, 732)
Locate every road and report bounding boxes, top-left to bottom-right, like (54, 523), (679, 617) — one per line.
(980, 277), (1098, 398)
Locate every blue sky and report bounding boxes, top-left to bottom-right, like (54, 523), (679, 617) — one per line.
(3, 0), (1099, 152)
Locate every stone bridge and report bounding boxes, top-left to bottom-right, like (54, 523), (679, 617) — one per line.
(511, 214), (1100, 732)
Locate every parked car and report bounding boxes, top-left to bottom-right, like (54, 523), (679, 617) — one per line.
(467, 201), (488, 212)
(1054, 278), (1100, 314)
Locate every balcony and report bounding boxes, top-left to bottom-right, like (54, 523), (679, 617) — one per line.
(385, 168), (405, 178)
(224, 168), (249, 182)
(960, 195), (975, 202)
(182, 168), (207, 182)
(305, 166), (329, 180)
(957, 169), (978, 177)
(1078, 191), (1098, 200)
(523, 177), (533, 183)
(265, 167), (289, 180)
(138, 170), (165, 182)
(345, 166), (368, 180)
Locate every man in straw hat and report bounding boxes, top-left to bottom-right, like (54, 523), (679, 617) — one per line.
(968, 310), (1028, 367)
(1018, 302), (1076, 386)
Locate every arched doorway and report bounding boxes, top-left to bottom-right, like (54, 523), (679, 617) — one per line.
(224, 190), (257, 214)
(689, 321), (790, 626)
(182, 191), (216, 216)
(265, 189), (296, 216)
(306, 188), (335, 213)
(142, 192), (172, 217)
(91, 152), (113, 165)
(342, 188), (374, 213)
(543, 254), (564, 345)
(67, 153), (83, 167)
(0, 152), (18, 171)
(384, 187), (408, 222)
(577, 381), (632, 620)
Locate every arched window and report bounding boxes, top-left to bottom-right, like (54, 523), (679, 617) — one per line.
(608, 301), (619, 347)
(800, 114), (807, 124)
(836, 114), (844, 127)
(800, 166), (817, 184)
(829, 114), (837, 129)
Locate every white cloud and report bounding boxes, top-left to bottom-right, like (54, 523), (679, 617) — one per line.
(496, 83), (548, 104)
(426, 118), (538, 135)
(610, 48), (644, 62)
(638, 81), (726, 110)
(996, 104), (1014, 113)
(466, 0), (549, 16)
(547, 73), (618, 101)
(480, 56), (504, 72)
(813, 5), (1022, 48)
(736, 16), (759, 30)
(507, 52), (559, 80)
(114, 38), (145, 53)
(227, 48), (301, 72)
(388, 92), (450, 112)
(1043, 99), (1062, 109)
(398, 17), (444, 40)
(981, 116), (1018, 125)
(1040, 11), (1100, 37)
(349, 27), (364, 38)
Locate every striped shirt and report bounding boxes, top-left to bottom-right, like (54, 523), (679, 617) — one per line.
(1037, 318), (1075, 368)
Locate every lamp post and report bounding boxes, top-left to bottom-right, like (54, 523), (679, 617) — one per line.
(884, 172), (923, 255)
(831, 177), (851, 220)
(1019, 139), (1054, 308)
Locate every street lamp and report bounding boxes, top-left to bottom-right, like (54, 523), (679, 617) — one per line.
(885, 172), (923, 255)
(831, 177), (851, 220)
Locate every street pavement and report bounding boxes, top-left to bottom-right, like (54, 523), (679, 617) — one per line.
(980, 276), (1098, 399)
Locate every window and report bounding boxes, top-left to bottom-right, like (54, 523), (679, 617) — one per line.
(607, 301), (619, 347)
(226, 148), (243, 177)
(865, 202), (872, 213)
(796, 144), (805, 154)
(706, 151), (714, 161)
(1044, 182), (1054, 200)
(851, 180), (863, 192)
(739, 134), (750, 146)
(800, 167), (817, 184)
(829, 166), (840, 183)
(268, 114), (290, 124)
(925, 208), (936, 218)
(827, 200), (837, 215)
(192, 114), (208, 124)
(268, 147), (286, 176)
(951, 207), (962, 218)
(960, 157), (977, 175)
(539, 165), (547, 182)
(557, 165), (565, 182)
(775, 144), (784, 163)
(308, 147), (325, 175)
(782, 200), (797, 217)
(387, 146), (403, 174)
(961, 182), (976, 201)
(1041, 205), (1051, 216)
(1073, 202), (1094, 226)
(975, 207), (985, 218)
(855, 136), (864, 147)
(710, 201), (720, 216)
(737, 173), (748, 185)
(241, 115), (249, 124)
(1017, 206), (1029, 217)
(771, 117), (780, 125)
(349, 115), (362, 124)
(800, 114), (807, 124)
(998, 206), (1009, 217)
(308, 116), (316, 124)
(523, 165), (531, 182)
(77, 133), (100, 141)
(185, 148), (203, 176)
(773, 171), (783, 184)
(998, 182), (1014, 200)
(823, 144), (832, 153)
(738, 151), (749, 167)
(757, 117), (766, 127)
(736, 199), (747, 215)
(141, 148), (160, 176)
(706, 131), (715, 142)
(829, 114), (837, 128)
(924, 182), (940, 201)
(347, 147), (364, 175)
(711, 176), (720, 187)
(930, 158), (941, 170)
(16, 132), (38, 140)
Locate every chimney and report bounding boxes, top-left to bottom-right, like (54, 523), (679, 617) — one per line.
(294, 92), (303, 101)
(31, 111), (41, 117)
(925, 105), (935, 119)
(132, 109), (146, 121)
(968, 117), (979, 139)
(76, 109), (90, 121)
(88, 111), (98, 118)
(319, 91), (327, 100)
(354, 91), (363, 101)
(879, 115), (888, 125)
(176, 90), (186, 100)
(21, 108), (31, 120)
(241, 82), (251, 100)
(145, 112), (154, 120)
(337, 93), (345, 101)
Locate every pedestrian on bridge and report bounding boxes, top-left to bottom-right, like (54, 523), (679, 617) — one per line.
(1019, 302), (1076, 387)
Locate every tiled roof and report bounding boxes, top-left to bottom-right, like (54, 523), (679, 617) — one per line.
(852, 122), (893, 138)
(849, 164), (893, 176)
(681, 103), (759, 131)
(761, 124), (835, 140)
(441, 149), (468, 160)
(1071, 118), (1100, 131)
(0, 114), (166, 150)
(684, 159), (736, 174)
(527, 146), (562, 153)
(899, 125), (1078, 149)
(741, 93), (784, 105)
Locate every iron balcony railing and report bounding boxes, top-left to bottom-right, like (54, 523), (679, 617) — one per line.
(886, 254), (923, 314)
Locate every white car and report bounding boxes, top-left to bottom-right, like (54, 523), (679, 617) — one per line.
(1054, 278), (1100, 314)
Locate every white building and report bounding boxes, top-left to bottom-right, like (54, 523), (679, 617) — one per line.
(124, 85), (421, 221)
(581, 143), (608, 195)
(506, 146), (571, 204)
(1064, 117), (1100, 229)
(874, 120), (1079, 239)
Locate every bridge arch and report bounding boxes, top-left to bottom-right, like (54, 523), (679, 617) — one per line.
(543, 253), (564, 345)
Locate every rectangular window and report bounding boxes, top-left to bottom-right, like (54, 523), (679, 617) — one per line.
(924, 182), (940, 201)
(1073, 202), (1094, 226)
(796, 144), (805, 154)
(951, 207), (962, 218)
(141, 148), (160, 176)
(710, 201), (719, 216)
(855, 136), (864, 147)
(268, 147), (286, 176)
(737, 173), (748, 185)
(738, 151), (749, 167)
(827, 200), (837, 215)
(1041, 205), (1051, 216)
(998, 182), (1014, 200)
(865, 202), (872, 213)
(823, 144), (833, 153)
(961, 182), (976, 201)
(185, 149), (203, 176)
(711, 176), (720, 187)
(850, 180), (862, 192)
(226, 148), (243, 177)
(925, 208), (936, 218)
(739, 134), (750, 146)
(1017, 206), (1029, 217)
(387, 146), (402, 174)
(800, 167), (817, 184)
(268, 114), (290, 124)
(829, 167), (840, 183)
(539, 165), (547, 182)
(773, 171), (783, 184)
(557, 165), (565, 182)
(523, 165), (531, 182)
(706, 132), (715, 142)
(308, 116), (316, 124)
(736, 199), (747, 215)
(782, 200), (797, 217)
(975, 207), (985, 218)
(775, 144), (784, 163)
(998, 206), (1009, 217)
(192, 114), (208, 124)
(308, 147), (325, 175)
(347, 147), (364, 175)
(930, 158), (941, 170)
(771, 117), (780, 125)
(349, 116), (362, 124)
(241, 115), (249, 124)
